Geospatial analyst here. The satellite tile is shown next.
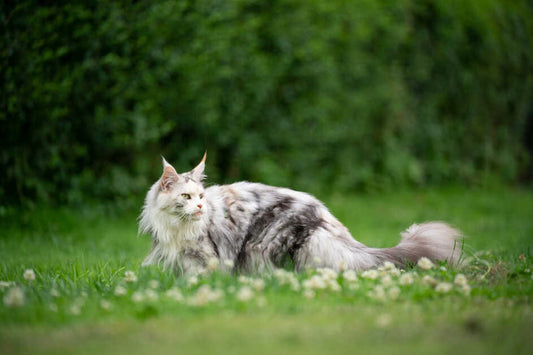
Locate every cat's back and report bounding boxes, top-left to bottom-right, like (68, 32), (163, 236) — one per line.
(211, 181), (320, 209)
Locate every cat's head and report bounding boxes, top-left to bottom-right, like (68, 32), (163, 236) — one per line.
(144, 153), (208, 226)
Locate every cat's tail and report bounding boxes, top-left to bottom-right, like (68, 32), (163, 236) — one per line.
(370, 222), (463, 267)
(302, 221), (463, 271)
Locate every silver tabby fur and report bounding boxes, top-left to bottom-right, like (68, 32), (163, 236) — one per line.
(139, 155), (462, 276)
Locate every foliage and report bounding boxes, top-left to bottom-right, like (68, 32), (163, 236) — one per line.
(1, 0), (532, 205)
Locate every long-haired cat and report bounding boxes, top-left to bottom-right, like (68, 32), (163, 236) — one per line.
(139, 154), (462, 275)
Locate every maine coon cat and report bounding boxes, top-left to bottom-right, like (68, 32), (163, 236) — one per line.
(139, 154), (462, 275)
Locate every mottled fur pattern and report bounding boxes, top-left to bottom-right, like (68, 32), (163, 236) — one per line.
(139, 155), (462, 276)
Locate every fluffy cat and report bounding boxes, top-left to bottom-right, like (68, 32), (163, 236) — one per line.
(139, 154), (462, 275)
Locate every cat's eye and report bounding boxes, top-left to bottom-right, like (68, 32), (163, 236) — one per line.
(199, 193), (204, 199)
(181, 193), (191, 200)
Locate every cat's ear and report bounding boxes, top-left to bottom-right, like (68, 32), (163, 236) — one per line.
(160, 157), (180, 191)
(190, 151), (207, 182)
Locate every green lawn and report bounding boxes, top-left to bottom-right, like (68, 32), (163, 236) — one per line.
(1, 187), (532, 354)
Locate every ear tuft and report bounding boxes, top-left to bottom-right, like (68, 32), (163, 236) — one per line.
(162, 156), (172, 168)
(191, 151), (207, 182)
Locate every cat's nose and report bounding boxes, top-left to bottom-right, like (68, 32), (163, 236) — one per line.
(197, 204), (203, 209)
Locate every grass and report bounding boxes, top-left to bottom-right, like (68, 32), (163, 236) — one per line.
(0, 186), (532, 354)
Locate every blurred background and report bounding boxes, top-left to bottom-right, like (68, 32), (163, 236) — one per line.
(1, 0), (532, 208)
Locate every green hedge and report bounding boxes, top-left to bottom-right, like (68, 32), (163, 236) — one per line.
(1, 0), (532, 205)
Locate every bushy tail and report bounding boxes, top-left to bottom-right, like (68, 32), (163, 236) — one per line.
(371, 222), (463, 267)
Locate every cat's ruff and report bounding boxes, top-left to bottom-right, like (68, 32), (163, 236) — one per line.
(139, 155), (462, 275)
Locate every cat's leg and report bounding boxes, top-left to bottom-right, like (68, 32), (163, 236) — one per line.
(179, 254), (206, 276)
(180, 245), (217, 276)
(236, 242), (275, 274)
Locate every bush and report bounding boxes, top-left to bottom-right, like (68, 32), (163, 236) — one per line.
(1, 0), (532, 205)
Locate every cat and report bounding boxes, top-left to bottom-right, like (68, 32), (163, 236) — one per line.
(139, 153), (462, 276)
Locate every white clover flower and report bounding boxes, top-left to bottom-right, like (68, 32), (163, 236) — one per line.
(124, 271), (137, 283)
(3, 287), (24, 307)
(69, 304), (81, 315)
(0, 281), (16, 291)
(460, 284), (472, 296)
(318, 268), (338, 281)
(256, 296), (267, 308)
(303, 289), (315, 299)
(273, 268), (287, 281)
(375, 314), (392, 328)
(131, 291), (145, 303)
(439, 266), (447, 272)
(114, 285), (128, 297)
(165, 287), (184, 302)
(343, 270), (358, 282)
(290, 279), (301, 292)
(454, 274), (468, 286)
(327, 279), (341, 292)
(100, 300), (112, 311)
(338, 261), (347, 271)
(187, 276), (198, 287)
(24, 269), (36, 281)
(379, 261), (397, 271)
(435, 282), (453, 293)
(374, 285), (386, 301)
(251, 279), (265, 292)
(361, 269), (379, 280)
(207, 257), (219, 272)
(74, 297), (86, 307)
(399, 273), (414, 286)
(368, 285), (387, 302)
(50, 288), (60, 298)
(204, 286), (223, 303)
(303, 275), (327, 290)
(148, 280), (160, 289)
(223, 259), (235, 269)
(145, 289), (159, 302)
(348, 283), (360, 291)
(189, 290), (208, 307)
(236, 286), (254, 302)
(380, 274), (393, 286)
(387, 268), (401, 277)
(388, 286), (400, 300)
(238, 276), (250, 284)
(273, 269), (291, 283)
(384, 261), (397, 270)
(417, 257), (435, 270)
(273, 269), (299, 291)
(422, 275), (437, 287)
(189, 285), (223, 306)
(196, 267), (207, 276)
